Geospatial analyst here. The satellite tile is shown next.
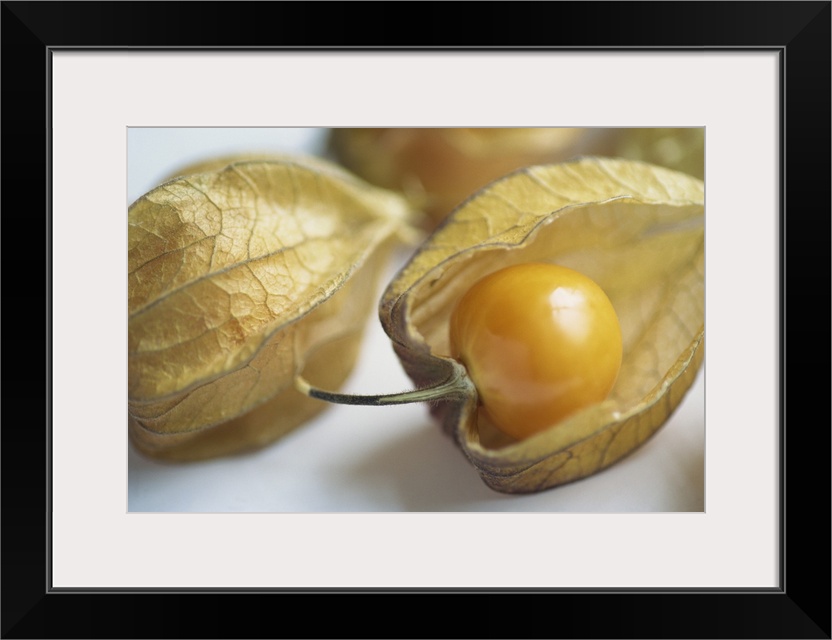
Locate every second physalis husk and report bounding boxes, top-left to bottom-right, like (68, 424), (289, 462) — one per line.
(128, 155), (411, 461)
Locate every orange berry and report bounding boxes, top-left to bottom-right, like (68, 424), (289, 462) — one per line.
(449, 263), (623, 439)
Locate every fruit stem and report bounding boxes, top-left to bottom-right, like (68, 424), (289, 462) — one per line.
(295, 360), (474, 406)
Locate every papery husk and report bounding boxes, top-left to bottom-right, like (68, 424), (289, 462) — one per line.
(380, 157), (704, 493)
(128, 156), (410, 461)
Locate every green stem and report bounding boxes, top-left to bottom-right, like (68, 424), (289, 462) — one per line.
(295, 360), (474, 407)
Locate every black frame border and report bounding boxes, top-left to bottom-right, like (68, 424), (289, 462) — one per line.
(2, 2), (829, 638)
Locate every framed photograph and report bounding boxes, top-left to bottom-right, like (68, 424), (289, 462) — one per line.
(125, 125), (707, 515)
(4, 2), (829, 638)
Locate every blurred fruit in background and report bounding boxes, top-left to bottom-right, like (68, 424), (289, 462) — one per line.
(610, 127), (704, 181)
(328, 127), (704, 227)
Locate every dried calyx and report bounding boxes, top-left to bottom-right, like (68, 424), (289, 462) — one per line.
(299, 157), (704, 493)
(128, 155), (412, 461)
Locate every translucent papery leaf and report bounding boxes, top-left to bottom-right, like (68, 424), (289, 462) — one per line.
(128, 156), (409, 461)
(381, 157), (704, 493)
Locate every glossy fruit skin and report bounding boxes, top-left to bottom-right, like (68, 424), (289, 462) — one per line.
(449, 263), (623, 440)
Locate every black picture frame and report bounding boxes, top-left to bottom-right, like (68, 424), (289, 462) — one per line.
(3, 2), (829, 638)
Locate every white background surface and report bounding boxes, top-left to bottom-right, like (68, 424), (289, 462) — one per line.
(127, 127), (705, 513)
(52, 52), (778, 588)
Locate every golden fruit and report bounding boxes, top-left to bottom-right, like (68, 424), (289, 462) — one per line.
(449, 263), (623, 440)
